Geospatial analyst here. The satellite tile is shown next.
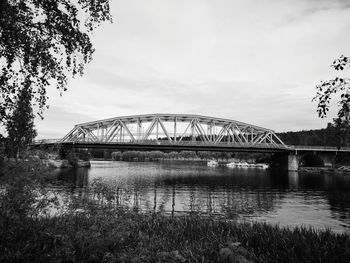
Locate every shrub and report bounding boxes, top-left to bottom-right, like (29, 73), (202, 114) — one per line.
(111, 151), (122, 161)
(78, 150), (91, 161)
(67, 152), (79, 166)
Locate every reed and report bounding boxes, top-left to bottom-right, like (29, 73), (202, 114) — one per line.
(0, 203), (349, 262)
(0, 162), (349, 262)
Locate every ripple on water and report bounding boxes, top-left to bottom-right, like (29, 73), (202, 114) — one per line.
(53, 161), (350, 233)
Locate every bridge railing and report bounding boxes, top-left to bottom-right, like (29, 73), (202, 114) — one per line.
(33, 139), (350, 152)
(33, 139), (62, 145)
(34, 138), (288, 149)
(94, 140), (289, 149)
(289, 145), (350, 152)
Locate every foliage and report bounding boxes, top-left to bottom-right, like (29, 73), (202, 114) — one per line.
(277, 123), (341, 147)
(5, 84), (37, 158)
(314, 55), (350, 119)
(0, 173), (52, 219)
(0, 201), (349, 262)
(179, 150), (197, 159)
(115, 150), (165, 162)
(109, 150), (272, 163)
(197, 151), (211, 160)
(313, 55), (350, 146)
(110, 151), (121, 161)
(77, 149), (91, 161)
(59, 148), (91, 161)
(89, 149), (113, 159)
(334, 116), (350, 147)
(168, 151), (179, 159)
(67, 151), (79, 166)
(0, 160), (58, 216)
(276, 124), (350, 164)
(103, 150), (111, 160)
(0, 0), (112, 124)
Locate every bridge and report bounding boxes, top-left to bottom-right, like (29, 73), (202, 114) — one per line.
(35, 113), (350, 171)
(61, 113), (286, 147)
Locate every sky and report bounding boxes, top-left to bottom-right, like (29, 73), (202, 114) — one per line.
(36, 0), (350, 139)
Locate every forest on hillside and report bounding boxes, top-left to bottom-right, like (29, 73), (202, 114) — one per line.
(276, 123), (342, 147)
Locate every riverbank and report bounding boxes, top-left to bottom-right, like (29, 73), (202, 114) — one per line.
(0, 157), (90, 173)
(299, 166), (350, 174)
(0, 205), (349, 262)
(1, 161), (350, 262)
(43, 159), (91, 168)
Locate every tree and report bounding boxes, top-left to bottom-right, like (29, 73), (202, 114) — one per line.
(197, 151), (211, 160)
(313, 55), (350, 147)
(5, 80), (37, 158)
(334, 116), (350, 147)
(0, 0), (111, 125)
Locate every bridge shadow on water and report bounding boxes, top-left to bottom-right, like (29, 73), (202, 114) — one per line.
(53, 161), (350, 232)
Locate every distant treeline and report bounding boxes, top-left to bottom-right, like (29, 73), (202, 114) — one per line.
(276, 123), (342, 147)
(111, 150), (228, 162)
(86, 149), (270, 163)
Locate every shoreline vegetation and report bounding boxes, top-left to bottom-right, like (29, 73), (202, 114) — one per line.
(2, 148), (350, 175)
(0, 158), (350, 262)
(1, 207), (350, 262)
(107, 150), (350, 174)
(109, 150), (269, 164)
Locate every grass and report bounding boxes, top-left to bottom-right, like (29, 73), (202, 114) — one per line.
(1, 203), (349, 262)
(0, 160), (349, 262)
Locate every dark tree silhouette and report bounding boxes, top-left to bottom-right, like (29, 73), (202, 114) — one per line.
(277, 123), (340, 147)
(313, 55), (350, 147)
(0, 0), (112, 125)
(5, 79), (37, 158)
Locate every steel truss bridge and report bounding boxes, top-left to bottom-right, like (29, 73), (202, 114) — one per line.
(48, 114), (287, 152)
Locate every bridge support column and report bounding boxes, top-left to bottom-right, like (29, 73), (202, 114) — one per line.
(288, 154), (299, 171)
(271, 153), (300, 171)
(272, 151), (338, 171)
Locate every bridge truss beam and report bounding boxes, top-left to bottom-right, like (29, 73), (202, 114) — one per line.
(60, 114), (286, 148)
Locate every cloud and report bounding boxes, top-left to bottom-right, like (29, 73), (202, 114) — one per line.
(36, 0), (350, 138)
(35, 106), (95, 139)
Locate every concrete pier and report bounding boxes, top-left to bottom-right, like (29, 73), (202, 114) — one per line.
(272, 151), (337, 171)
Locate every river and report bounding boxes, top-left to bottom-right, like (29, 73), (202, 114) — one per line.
(54, 160), (350, 233)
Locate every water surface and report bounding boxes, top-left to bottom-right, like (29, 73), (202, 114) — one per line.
(55, 160), (350, 233)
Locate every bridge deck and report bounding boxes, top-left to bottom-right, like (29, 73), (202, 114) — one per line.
(32, 139), (350, 153)
(290, 146), (350, 152)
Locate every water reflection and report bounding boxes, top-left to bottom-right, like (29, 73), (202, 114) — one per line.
(55, 161), (350, 233)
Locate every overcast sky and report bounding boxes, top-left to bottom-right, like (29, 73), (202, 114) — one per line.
(36, 0), (350, 139)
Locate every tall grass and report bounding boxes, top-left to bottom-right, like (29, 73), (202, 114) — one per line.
(1, 201), (349, 262)
(0, 162), (349, 262)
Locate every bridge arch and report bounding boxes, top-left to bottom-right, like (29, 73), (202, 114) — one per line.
(299, 153), (325, 167)
(60, 113), (286, 149)
(286, 151), (337, 171)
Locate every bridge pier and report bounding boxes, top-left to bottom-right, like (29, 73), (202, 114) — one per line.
(288, 154), (299, 171)
(271, 153), (299, 171)
(271, 151), (337, 171)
